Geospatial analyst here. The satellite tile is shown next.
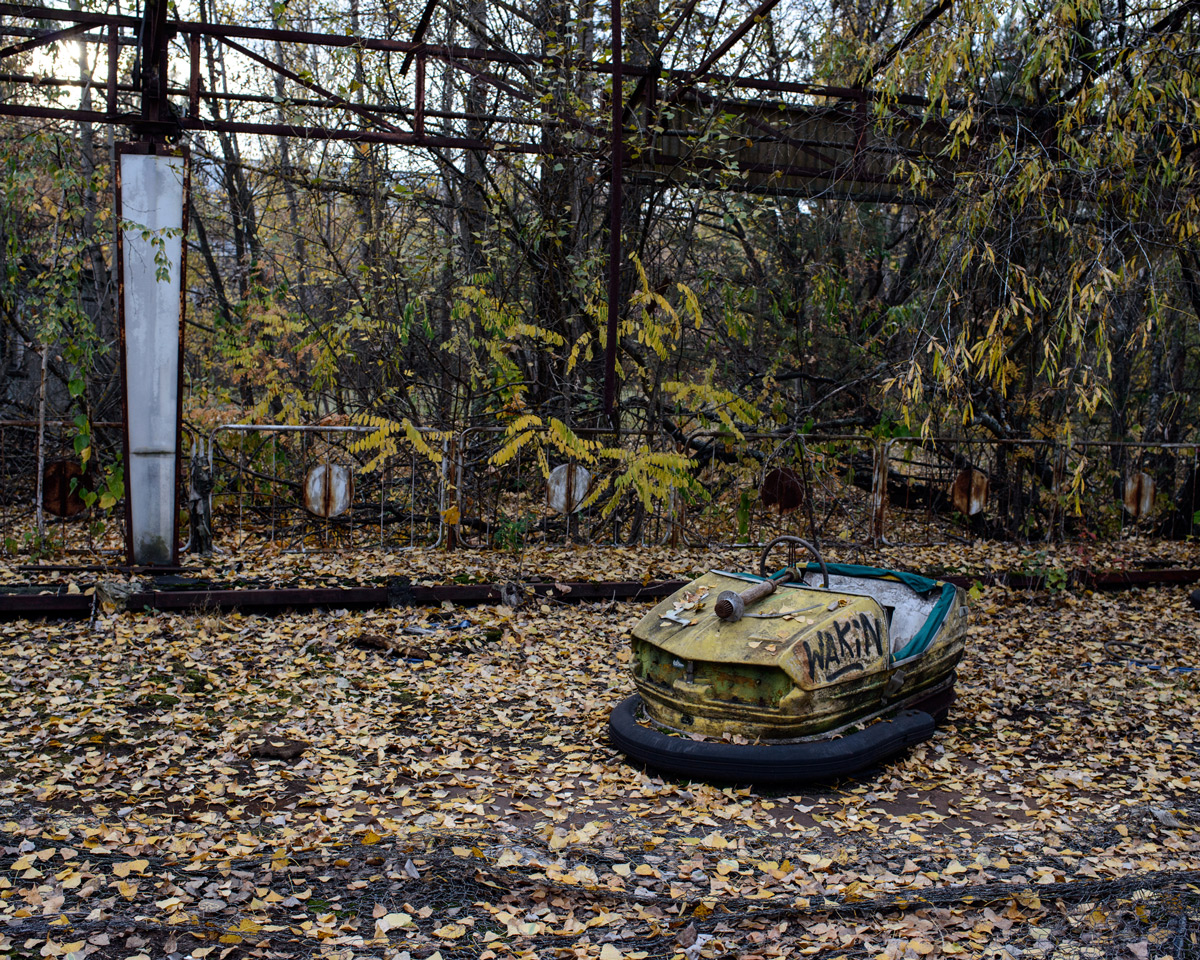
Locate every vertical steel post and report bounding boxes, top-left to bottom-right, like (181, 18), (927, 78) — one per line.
(604, 0), (622, 424)
(871, 439), (889, 544)
(414, 54), (425, 138)
(188, 32), (200, 119)
(106, 24), (117, 115)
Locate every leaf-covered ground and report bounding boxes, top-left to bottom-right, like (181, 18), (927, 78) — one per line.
(0, 541), (1197, 960)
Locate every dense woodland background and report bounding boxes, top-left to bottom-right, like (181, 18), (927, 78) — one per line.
(2, 0), (1199, 542)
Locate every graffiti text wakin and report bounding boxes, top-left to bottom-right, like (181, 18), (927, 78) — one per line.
(802, 612), (884, 683)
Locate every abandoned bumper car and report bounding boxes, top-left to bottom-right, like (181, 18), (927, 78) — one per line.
(608, 537), (969, 783)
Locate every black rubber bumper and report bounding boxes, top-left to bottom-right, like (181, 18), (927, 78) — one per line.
(608, 694), (936, 785)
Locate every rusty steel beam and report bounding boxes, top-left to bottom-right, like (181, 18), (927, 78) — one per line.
(940, 568), (1200, 591)
(0, 101), (130, 124)
(687, 0), (786, 79)
(400, 0), (438, 75)
(0, 593), (93, 618)
(5, 568), (1200, 621)
(0, 19), (95, 59)
(0, 70), (136, 93)
(135, 0), (170, 134)
(216, 33), (405, 135)
(867, 0), (953, 79)
(0, 579), (688, 619)
(179, 116), (547, 151)
(11, 565), (1200, 620)
(166, 83), (528, 124)
(0, 3), (949, 103)
(17, 564), (187, 573)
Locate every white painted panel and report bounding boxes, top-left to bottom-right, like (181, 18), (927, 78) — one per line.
(128, 454), (179, 564)
(121, 152), (185, 565)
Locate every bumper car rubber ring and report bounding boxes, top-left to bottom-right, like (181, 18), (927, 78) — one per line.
(607, 693), (936, 785)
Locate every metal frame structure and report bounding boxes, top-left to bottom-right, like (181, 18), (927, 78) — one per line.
(0, 0), (974, 561)
(0, 0), (963, 421)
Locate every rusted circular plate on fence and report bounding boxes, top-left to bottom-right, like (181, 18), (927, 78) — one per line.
(304, 463), (354, 518)
(42, 460), (88, 517)
(950, 468), (989, 516)
(760, 467), (804, 514)
(1122, 471), (1155, 518)
(547, 464), (592, 514)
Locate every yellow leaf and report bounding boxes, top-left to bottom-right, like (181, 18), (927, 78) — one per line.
(219, 934), (242, 944)
(112, 859), (149, 878)
(374, 913), (413, 936)
(116, 880), (137, 898)
(361, 830), (382, 846)
(441, 505), (461, 525)
(236, 919), (262, 933)
(432, 923), (467, 940)
(600, 946), (624, 960)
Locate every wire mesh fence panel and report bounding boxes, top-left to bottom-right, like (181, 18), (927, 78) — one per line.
(206, 424), (446, 554)
(683, 433), (883, 548)
(1071, 442), (1200, 542)
(454, 426), (658, 550)
(878, 437), (1200, 546)
(9, 422), (1196, 561)
(879, 438), (1061, 546)
(450, 429), (885, 550)
(0, 420), (125, 558)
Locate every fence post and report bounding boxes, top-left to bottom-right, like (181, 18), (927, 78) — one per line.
(443, 434), (460, 549)
(870, 439), (889, 544)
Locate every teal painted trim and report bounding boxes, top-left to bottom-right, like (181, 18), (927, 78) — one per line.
(890, 589), (955, 661)
(802, 561), (941, 594)
(723, 562), (956, 663)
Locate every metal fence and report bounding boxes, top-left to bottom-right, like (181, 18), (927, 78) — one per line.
(3, 422), (1198, 560)
(879, 437), (1200, 545)
(450, 428), (879, 550)
(0, 419), (125, 558)
(203, 423), (449, 553)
